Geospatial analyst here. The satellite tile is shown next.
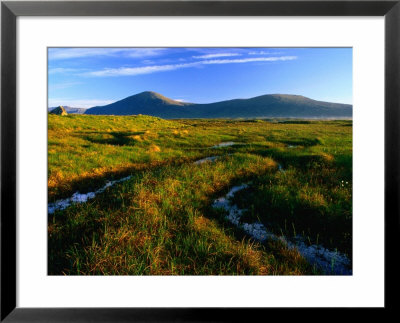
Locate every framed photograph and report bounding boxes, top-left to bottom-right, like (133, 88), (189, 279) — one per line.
(1, 0), (398, 320)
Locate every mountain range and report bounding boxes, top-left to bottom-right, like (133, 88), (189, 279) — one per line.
(81, 91), (352, 119)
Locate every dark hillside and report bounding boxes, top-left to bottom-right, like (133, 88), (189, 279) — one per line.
(85, 91), (352, 119)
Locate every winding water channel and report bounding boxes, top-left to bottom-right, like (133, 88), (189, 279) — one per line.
(49, 142), (352, 274)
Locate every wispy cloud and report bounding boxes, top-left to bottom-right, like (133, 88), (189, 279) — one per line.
(48, 48), (167, 60)
(192, 53), (241, 59)
(248, 51), (284, 55)
(202, 56), (297, 65)
(84, 63), (199, 77)
(83, 56), (297, 77)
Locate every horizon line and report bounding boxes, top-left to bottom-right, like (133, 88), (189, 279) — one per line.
(49, 91), (353, 109)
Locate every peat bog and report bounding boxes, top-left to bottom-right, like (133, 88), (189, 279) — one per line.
(48, 115), (352, 275)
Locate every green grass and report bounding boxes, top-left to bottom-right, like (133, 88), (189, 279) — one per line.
(48, 114), (352, 275)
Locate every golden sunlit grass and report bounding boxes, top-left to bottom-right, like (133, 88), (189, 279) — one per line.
(48, 115), (352, 275)
(148, 144), (161, 152)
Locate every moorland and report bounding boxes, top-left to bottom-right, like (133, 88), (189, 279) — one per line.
(48, 114), (352, 275)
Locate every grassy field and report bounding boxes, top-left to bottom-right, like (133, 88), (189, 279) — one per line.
(48, 114), (352, 275)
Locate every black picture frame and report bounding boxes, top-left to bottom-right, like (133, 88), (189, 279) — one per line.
(1, 0), (399, 321)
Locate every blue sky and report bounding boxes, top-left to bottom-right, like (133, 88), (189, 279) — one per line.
(48, 47), (352, 108)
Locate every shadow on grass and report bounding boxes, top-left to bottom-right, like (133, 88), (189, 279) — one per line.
(278, 137), (321, 147)
(278, 120), (313, 124)
(48, 157), (194, 202)
(237, 144), (333, 170)
(83, 131), (145, 146)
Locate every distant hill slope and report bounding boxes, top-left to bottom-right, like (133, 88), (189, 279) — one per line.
(85, 91), (352, 119)
(48, 106), (87, 114)
(85, 91), (194, 118)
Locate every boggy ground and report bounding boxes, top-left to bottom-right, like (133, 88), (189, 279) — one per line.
(48, 115), (352, 275)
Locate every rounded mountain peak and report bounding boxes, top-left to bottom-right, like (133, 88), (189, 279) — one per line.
(130, 91), (188, 106)
(137, 91), (163, 98)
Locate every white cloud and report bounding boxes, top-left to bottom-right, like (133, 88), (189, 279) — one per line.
(48, 48), (167, 60)
(48, 98), (116, 109)
(202, 56), (297, 65)
(83, 56), (297, 77)
(248, 51), (284, 55)
(192, 53), (241, 59)
(83, 62), (200, 77)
